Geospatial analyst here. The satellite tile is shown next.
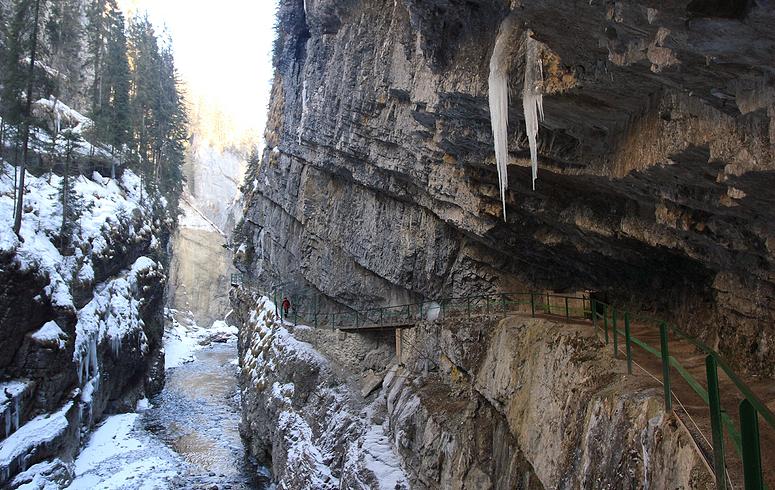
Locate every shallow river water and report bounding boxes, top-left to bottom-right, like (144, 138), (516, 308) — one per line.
(67, 340), (271, 490)
(143, 341), (270, 489)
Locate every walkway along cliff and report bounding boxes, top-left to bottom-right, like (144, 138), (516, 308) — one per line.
(231, 0), (775, 488)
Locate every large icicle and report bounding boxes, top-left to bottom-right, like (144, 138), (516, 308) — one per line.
(523, 33), (545, 191)
(488, 16), (517, 220)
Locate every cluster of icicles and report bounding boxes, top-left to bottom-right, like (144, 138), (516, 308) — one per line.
(488, 16), (545, 221)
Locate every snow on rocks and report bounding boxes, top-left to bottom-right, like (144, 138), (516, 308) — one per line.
(163, 310), (240, 370)
(73, 256), (162, 380)
(30, 322), (68, 350)
(1, 381), (33, 441)
(66, 413), (182, 489)
(0, 402), (74, 482)
(237, 295), (409, 488)
(32, 97), (94, 135)
(0, 161), (160, 310)
(10, 458), (71, 490)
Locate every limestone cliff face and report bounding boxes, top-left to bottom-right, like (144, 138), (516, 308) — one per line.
(235, 0), (775, 376)
(168, 202), (235, 327)
(386, 316), (713, 488)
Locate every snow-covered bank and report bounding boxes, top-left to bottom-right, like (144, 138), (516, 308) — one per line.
(163, 310), (239, 369)
(65, 414), (181, 490)
(0, 160), (172, 486)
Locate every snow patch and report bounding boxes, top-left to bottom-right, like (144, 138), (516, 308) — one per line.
(31, 322), (67, 350)
(67, 413), (180, 489)
(0, 402), (73, 473)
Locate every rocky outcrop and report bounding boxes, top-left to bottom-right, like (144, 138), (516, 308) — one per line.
(385, 316), (713, 489)
(232, 290), (408, 488)
(234, 0), (775, 376)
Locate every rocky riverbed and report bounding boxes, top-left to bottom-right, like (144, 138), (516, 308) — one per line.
(44, 338), (271, 490)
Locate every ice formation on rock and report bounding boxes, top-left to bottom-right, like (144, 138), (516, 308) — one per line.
(488, 15), (517, 220)
(298, 80), (308, 145)
(489, 18), (546, 218)
(523, 33), (545, 191)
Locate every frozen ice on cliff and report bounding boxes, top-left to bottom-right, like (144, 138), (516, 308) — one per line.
(523, 33), (545, 191)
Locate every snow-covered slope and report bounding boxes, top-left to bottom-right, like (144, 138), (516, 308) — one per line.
(0, 163), (161, 310)
(0, 162), (172, 487)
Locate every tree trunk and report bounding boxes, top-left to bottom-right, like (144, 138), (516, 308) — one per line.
(13, 0), (42, 237)
(61, 155), (69, 242)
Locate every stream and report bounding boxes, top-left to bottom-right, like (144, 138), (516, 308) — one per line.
(68, 339), (271, 490)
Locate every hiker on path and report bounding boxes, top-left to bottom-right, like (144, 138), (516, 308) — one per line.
(282, 297), (291, 318)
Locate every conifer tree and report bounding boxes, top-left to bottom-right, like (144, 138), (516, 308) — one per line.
(13, 0), (45, 236)
(59, 128), (81, 245)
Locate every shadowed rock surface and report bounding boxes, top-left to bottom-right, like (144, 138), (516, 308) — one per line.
(234, 0), (775, 377)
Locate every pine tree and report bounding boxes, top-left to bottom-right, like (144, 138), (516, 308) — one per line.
(105, 9), (130, 149)
(126, 14), (161, 178)
(45, 0), (82, 100)
(59, 128), (81, 246)
(86, 0), (114, 118)
(12, 0), (45, 237)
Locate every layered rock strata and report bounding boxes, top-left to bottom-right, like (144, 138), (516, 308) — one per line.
(234, 0), (775, 376)
(386, 316), (713, 488)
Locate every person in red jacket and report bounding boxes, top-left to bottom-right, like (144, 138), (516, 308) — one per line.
(282, 297), (291, 318)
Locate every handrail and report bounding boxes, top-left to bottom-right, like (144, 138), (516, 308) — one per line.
(232, 273), (772, 489)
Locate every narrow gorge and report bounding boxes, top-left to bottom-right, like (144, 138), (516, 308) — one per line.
(2, 0), (774, 489)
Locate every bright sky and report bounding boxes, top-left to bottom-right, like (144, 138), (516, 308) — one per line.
(119, 0), (278, 147)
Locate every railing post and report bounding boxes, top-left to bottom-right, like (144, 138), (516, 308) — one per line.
(441, 301), (446, 320)
(592, 299), (597, 333)
(612, 307), (618, 358)
(705, 355), (727, 490)
(530, 292), (536, 318)
(740, 399), (763, 490)
(545, 292), (550, 314)
(501, 294), (506, 314)
(565, 297), (569, 319)
(380, 308), (384, 327)
(659, 322), (672, 411)
(624, 312), (632, 375)
(603, 304), (609, 344)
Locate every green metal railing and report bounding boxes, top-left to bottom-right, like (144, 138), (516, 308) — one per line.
(232, 273), (773, 489)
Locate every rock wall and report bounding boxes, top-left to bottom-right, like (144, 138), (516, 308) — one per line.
(232, 290), (408, 488)
(167, 205), (235, 327)
(231, 284), (711, 488)
(234, 0), (775, 376)
(385, 315), (713, 489)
